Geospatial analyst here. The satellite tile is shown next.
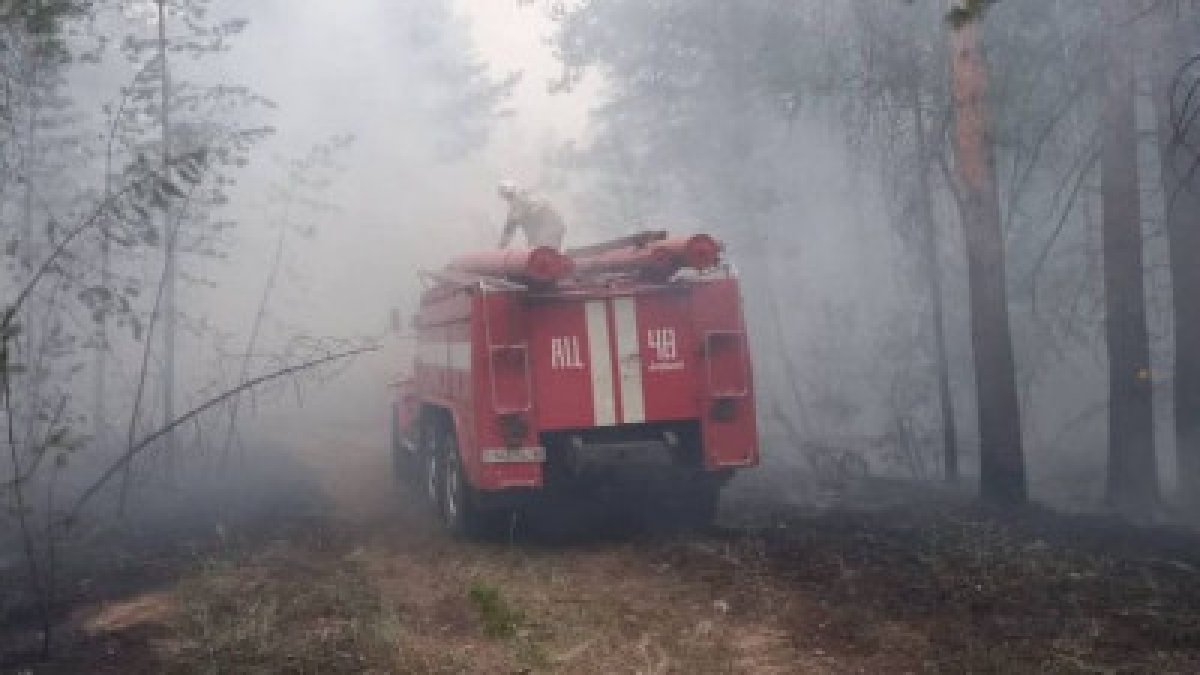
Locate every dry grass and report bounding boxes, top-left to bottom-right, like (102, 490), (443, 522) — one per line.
(16, 438), (1199, 674)
(165, 544), (402, 673)
(70, 497), (1195, 674)
(705, 494), (1200, 674)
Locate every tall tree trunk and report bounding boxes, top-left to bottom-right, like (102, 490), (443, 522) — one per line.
(93, 224), (108, 447)
(1101, 1), (1158, 517)
(158, 0), (177, 467)
(946, 5), (1027, 506)
(94, 104), (116, 451)
(1150, 9), (1200, 515)
(912, 83), (959, 483)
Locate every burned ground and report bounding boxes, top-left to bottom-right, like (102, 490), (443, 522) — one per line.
(4, 439), (1200, 674)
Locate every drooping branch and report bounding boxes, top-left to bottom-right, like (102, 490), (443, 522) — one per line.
(67, 344), (379, 521)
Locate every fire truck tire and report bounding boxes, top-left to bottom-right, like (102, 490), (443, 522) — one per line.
(390, 405), (408, 482)
(439, 431), (486, 538)
(424, 448), (441, 508)
(415, 415), (441, 507)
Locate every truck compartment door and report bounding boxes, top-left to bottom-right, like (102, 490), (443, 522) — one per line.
(631, 293), (698, 422)
(529, 301), (601, 429)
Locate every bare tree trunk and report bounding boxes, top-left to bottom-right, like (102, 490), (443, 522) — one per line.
(222, 208), (290, 463)
(93, 73), (143, 451)
(20, 41), (42, 451)
(158, 0), (177, 469)
(3, 342), (48, 659)
(912, 83), (959, 483)
(1150, 9), (1200, 515)
(92, 237), (107, 445)
(119, 186), (199, 514)
(946, 5), (1027, 506)
(94, 132), (114, 451)
(1101, 1), (1158, 517)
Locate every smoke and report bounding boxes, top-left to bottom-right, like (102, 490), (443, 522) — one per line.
(5, 0), (1191, 568)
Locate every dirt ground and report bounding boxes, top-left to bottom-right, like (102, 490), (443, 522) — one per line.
(6, 432), (1200, 674)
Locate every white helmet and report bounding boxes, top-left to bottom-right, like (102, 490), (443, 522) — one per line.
(497, 180), (519, 199)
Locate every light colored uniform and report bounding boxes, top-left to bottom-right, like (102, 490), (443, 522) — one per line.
(500, 191), (565, 249)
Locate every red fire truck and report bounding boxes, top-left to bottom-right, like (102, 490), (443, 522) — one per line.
(390, 232), (758, 535)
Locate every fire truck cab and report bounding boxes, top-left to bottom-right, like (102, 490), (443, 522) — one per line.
(390, 232), (758, 535)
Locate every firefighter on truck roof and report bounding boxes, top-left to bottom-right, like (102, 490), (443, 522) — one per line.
(497, 180), (566, 250)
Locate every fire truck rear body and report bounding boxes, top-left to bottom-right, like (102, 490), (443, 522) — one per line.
(392, 234), (758, 530)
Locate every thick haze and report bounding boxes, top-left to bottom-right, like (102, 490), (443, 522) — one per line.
(6, 4), (1200, 665)
(5, 0), (1192, 524)
(190, 3), (914, 484)
(187, 2), (950, 482)
(180, 1), (597, 437)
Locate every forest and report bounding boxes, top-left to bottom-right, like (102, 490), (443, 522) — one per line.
(3, 0), (1200, 671)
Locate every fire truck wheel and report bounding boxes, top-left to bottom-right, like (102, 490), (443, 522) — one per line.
(390, 405), (407, 482)
(416, 416), (443, 507)
(439, 433), (485, 538)
(424, 449), (441, 508)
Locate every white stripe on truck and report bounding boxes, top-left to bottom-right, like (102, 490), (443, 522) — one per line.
(585, 300), (616, 426)
(613, 296), (645, 424)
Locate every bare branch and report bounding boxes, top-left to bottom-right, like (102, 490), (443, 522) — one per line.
(1030, 146), (1101, 318)
(67, 344), (379, 521)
